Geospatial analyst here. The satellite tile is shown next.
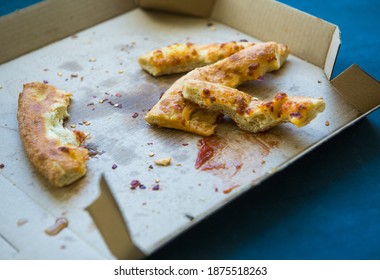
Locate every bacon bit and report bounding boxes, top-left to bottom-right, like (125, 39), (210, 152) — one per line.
(290, 112), (302, 119)
(325, 120), (330, 126)
(202, 88), (210, 96)
(130, 179), (141, 189)
(152, 184), (160, 191)
(154, 157), (172, 166)
(132, 112), (139, 118)
(115, 93), (123, 98)
(0, 163), (4, 169)
(71, 74), (78, 78)
(223, 185), (239, 194)
(58, 146), (69, 153)
(43, 80), (49, 84)
(112, 164), (118, 170)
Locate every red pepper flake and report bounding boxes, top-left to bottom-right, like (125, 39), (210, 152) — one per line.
(112, 164), (118, 170)
(43, 80), (49, 84)
(0, 163), (4, 169)
(115, 93), (123, 98)
(132, 112), (139, 118)
(152, 184), (160, 191)
(130, 179), (141, 190)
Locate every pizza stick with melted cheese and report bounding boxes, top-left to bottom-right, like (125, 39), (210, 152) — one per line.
(182, 80), (326, 133)
(17, 82), (88, 187)
(138, 41), (256, 76)
(145, 41), (289, 136)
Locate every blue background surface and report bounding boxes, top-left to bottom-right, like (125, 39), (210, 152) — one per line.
(1, 0), (379, 259)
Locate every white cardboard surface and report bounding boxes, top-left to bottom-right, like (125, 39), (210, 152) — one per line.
(0, 9), (360, 258)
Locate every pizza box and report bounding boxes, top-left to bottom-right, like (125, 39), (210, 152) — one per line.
(0, 0), (379, 259)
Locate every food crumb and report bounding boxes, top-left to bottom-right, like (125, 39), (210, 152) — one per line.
(115, 93), (123, 98)
(182, 143), (189, 146)
(71, 74), (78, 78)
(130, 179), (141, 189)
(0, 163), (5, 169)
(149, 152), (155, 157)
(43, 80), (49, 84)
(80, 76), (84, 81)
(261, 160), (266, 165)
(325, 120), (330, 126)
(185, 214), (194, 221)
(57, 72), (62, 77)
(17, 218), (28, 227)
(114, 103), (123, 109)
(148, 165), (154, 170)
(176, 163), (182, 166)
(89, 58), (97, 62)
(118, 70), (124, 74)
(318, 80), (322, 83)
(112, 164), (118, 170)
(82, 120), (91, 126)
(70, 124), (76, 128)
(44, 217), (68, 236)
(155, 178), (160, 183)
(71, 34), (78, 39)
(154, 157), (172, 166)
(152, 184), (160, 191)
(132, 112), (139, 118)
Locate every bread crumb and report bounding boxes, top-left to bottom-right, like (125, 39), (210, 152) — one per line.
(154, 157), (172, 166)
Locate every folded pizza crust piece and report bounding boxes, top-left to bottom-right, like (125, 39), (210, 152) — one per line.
(182, 80), (326, 133)
(17, 82), (88, 187)
(138, 41), (256, 76)
(145, 41), (290, 136)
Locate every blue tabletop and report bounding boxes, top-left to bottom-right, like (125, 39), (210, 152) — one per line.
(2, 0), (379, 260)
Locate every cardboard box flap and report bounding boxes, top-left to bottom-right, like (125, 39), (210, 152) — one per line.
(139, 0), (215, 17)
(86, 176), (144, 259)
(331, 64), (380, 114)
(211, 0), (340, 79)
(0, 0), (136, 64)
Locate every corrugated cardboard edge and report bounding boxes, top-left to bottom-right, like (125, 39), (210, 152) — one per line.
(331, 64), (380, 114)
(86, 175), (145, 259)
(210, 0), (339, 79)
(139, 0), (215, 17)
(0, 0), (137, 64)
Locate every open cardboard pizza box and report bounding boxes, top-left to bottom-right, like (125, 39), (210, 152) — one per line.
(0, 0), (379, 259)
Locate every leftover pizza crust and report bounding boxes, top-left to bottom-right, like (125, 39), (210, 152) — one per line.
(138, 41), (256, 76)
(17, 82), (88, 187)
(183, 80), (326, 133)
(145, 42), (289, 136)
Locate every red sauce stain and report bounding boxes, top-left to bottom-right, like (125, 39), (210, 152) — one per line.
(195, 131), (280, 192)
(44, 217), (69, 236)
(223, 185), (239, 194)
